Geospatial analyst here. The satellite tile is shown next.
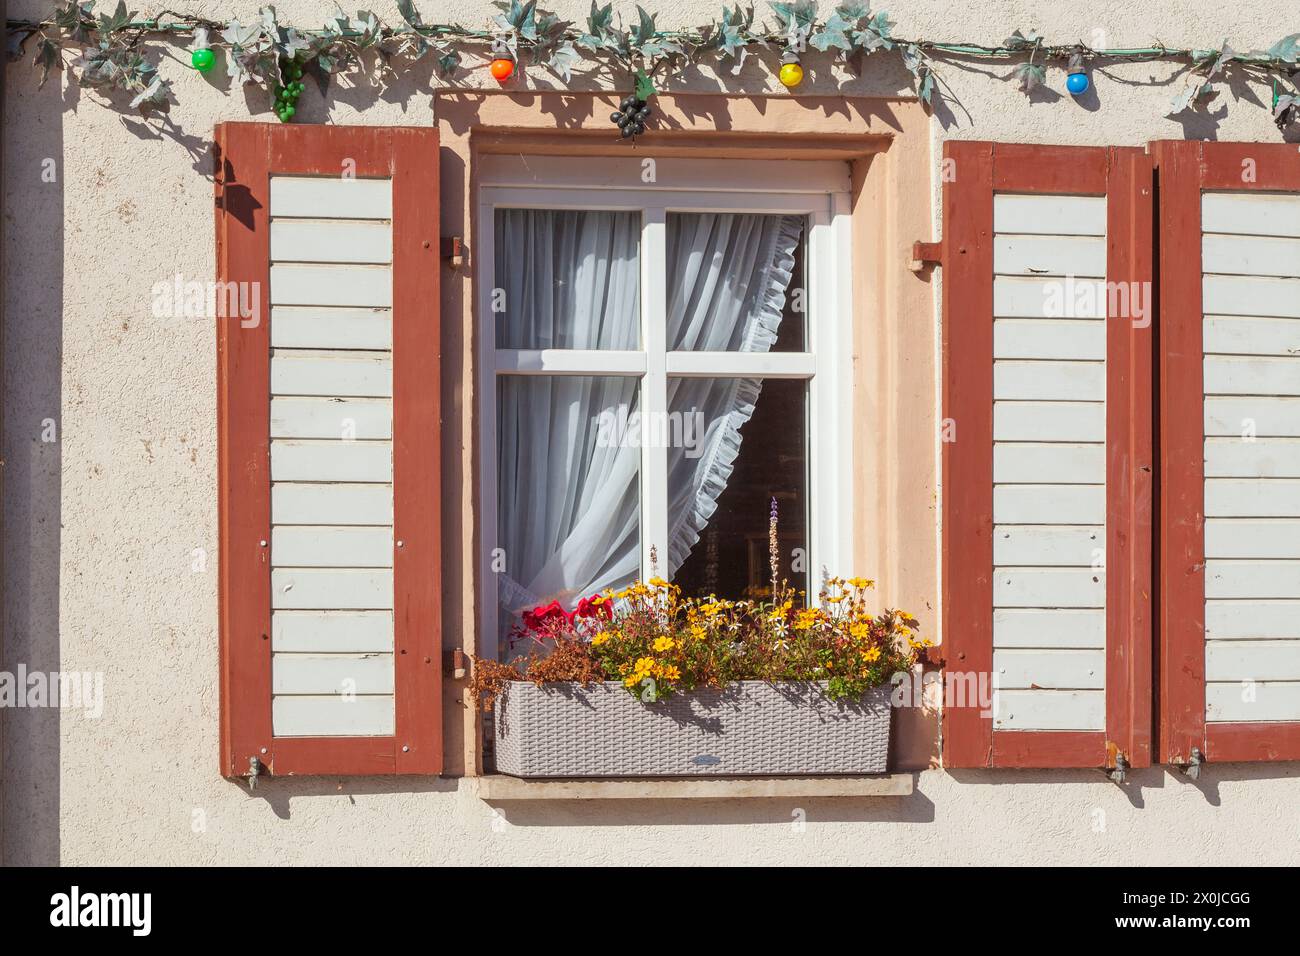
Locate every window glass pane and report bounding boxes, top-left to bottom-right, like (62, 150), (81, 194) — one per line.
(494, 209), (640, 349)
(495, 375), (640, 650)
(666, 213), (806, 352)
(667, 377), (808, 601)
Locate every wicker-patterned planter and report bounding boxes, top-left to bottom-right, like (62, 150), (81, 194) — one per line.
(493, 680), (892, 777)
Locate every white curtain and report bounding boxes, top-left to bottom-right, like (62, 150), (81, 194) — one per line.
(665, 213), (803, 576)
(494, 208), (802, 642)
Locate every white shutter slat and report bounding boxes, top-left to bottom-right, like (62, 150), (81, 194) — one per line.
(272, 653), (396, 694)
(272, 611), (394, 652)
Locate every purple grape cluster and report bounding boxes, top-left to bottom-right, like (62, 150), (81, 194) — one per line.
(611, 96), (652, 138)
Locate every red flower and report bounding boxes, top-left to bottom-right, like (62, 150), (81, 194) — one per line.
(523, 600), (569, 632)
(522, 592), (611, 634)
(573, 593), (612, 622)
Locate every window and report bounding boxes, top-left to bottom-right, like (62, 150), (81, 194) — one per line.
(477, 157), (853, 656)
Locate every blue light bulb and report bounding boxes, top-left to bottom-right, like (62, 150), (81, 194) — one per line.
(1067, 70), (1090, 96)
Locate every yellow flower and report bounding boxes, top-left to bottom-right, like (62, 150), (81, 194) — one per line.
(861, 647), (882, 663)
(634, 656), (656, 676)
(624, 674), (642, 688)
(847, 576), (874, 589)
(656, 664), (681, 681)
(652, 636), (675, 653)
(793, 608), (820, 631)
(649, 576), (670, 589)
(689, 624), (707, 640)
(591, 631), (611, 647)
(849, 621), (869, 639)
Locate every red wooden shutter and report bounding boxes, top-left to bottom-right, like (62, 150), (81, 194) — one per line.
(1154, 140), (1300, 764)
(216, 124), (441, 777)
(942, 142), (1153, 769)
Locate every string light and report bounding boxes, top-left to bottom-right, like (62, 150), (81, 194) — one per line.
(489, 37), (515, 83)
(1066, 51), (1089, 96)
(778, 50), (804, 90)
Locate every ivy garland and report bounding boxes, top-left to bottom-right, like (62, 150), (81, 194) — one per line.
(7, 0), (1300, 132)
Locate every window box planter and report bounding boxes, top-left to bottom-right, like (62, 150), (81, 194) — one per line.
(493, 680), (892, 778)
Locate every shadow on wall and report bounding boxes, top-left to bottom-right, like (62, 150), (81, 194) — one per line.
(228, 775), (462, 822)
(2, 63), (65, 865)
(478, 777), (937, 829)
(947, 761), (1300, 811)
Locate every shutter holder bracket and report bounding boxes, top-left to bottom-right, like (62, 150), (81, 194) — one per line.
(909, 240), (942, 273)
(441, 236), (464, 269)
(444, 648), (468, 680)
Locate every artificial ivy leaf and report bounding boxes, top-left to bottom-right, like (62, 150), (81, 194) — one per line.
(587, 0), (614, 34)
(1014, 60), (1046, 94)
(770, 0), (817, 31)
(259, 5), (280, 38)
(576, 1), (615, 50)
(54, 0), (97, 44)
(708, 4), (753, 63)
(631, 5), (657, 45)
(352, 10), (382, 48)
(919, 66), (936, 105)
(434, 46), (461, 78)
(130, 75), (172, 113)
(74, 43), (117, 88)
(530, 10), (572, 61)
(221, 19), (263, 50)
(282, 28), (313, 60)
(900, 43), (936, 105)
(1167, 77), (1216, 115)
(1003, 28), (1042, 52)
(635, 67), (655, 101)
(97, 0), (132, 35)
(397, 0), (424, 29)
(771, 0), (815, 52)
(809, 12), (855, 53)
(854, 10), (895, 52)
(493, 0), (538, 40)
(1267, 34), (1300, 63)
(546, 40), (581, 81)
(36, 38), (62, 88)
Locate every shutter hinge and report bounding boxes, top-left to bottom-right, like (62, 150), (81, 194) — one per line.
(441, 236), (464, 269)
(247, 755), (264, 791)
(909, 240), (942, 273)
(1107, 753), (1130, 784)
(1175, 746), (1205, 780)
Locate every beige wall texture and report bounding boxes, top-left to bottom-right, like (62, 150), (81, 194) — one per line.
(4, 0), (1300, 865)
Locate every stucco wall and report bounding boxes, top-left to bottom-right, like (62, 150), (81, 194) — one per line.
(4, 0), (1300, 866)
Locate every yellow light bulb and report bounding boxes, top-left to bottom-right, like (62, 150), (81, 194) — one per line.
(779, 62), (804, 89)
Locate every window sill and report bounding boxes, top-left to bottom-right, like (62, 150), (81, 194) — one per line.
(468, 773), (913, 801)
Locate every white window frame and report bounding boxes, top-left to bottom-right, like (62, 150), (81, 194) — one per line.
(476, 156), (855, 658)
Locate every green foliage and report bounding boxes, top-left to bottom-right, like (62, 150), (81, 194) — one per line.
(1014, 61), (1046, 94)
(7, 1), (1299, 133)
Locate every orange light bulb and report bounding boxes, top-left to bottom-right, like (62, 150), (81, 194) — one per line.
(490, 57), (515, 83)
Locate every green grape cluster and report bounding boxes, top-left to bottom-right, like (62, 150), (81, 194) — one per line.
(274, 58), (306, 123)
